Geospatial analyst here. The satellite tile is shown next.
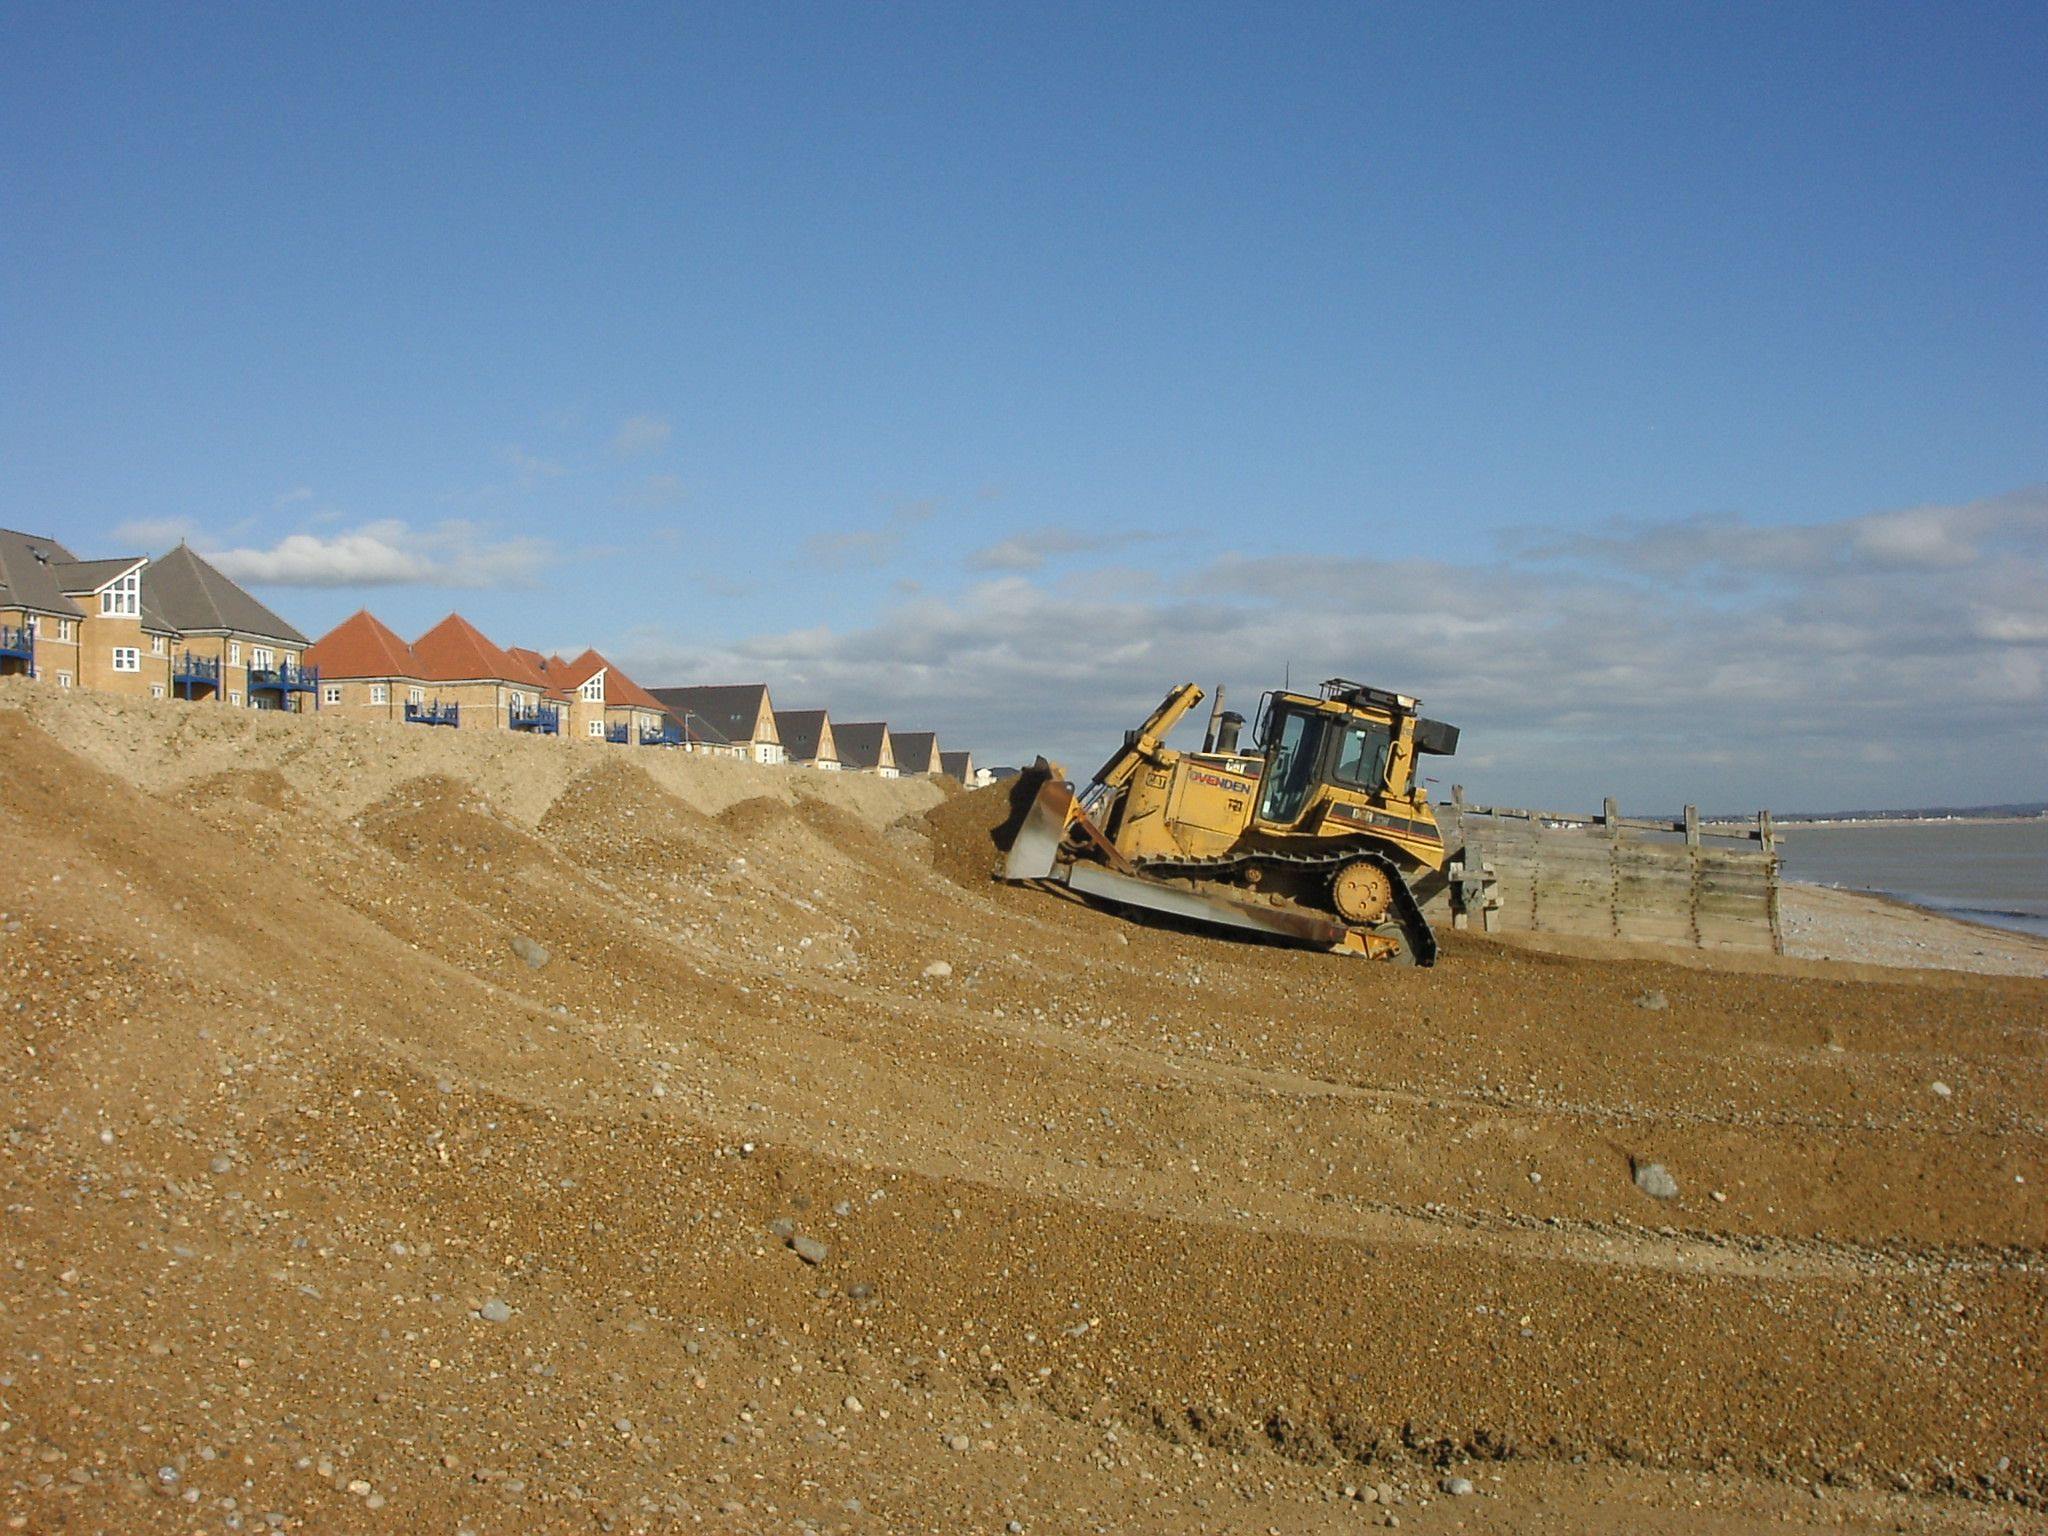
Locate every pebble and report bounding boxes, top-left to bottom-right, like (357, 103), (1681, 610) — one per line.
(946, 1433), (971, 1452)
(791, 1235), (828, 1266)
(1633, 1161), (1679, 1200)
(769, 1217), (796, 1240)
(509, 934), (550, 970)
(843, 1395), (864, 1413)
(1930, 1080), (1952, 1098)
(478, 1299), (512, 1324)
(1636, 989), (1669, 1011)
(1441, 1475), (1475, 1496)
(922, 960), (953, 979)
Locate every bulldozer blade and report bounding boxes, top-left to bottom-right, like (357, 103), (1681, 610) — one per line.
(1063, 864), (1356, 950)
(1003, 761), (1077, 881)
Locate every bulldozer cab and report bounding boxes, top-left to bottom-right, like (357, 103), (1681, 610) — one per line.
(1250, 680), (1452, 834)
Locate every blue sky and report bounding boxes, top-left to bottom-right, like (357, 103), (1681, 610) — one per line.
(3, 2), (2044, 810)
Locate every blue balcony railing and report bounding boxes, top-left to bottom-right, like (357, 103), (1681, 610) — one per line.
(603, 721), (631, 744)
(248, 659), (319, 696)
(0, 622), (32, 675)
(639, 720), (682, 747)
(508, 700), (560, 734)
(171, 651), (222, 697)
(405, 699), (459, 727)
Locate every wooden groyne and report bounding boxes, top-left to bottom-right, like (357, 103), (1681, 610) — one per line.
(1429, 791), (1782, 953)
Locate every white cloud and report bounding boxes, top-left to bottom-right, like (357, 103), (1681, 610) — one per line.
(112, 517), (198, 550)
(620, 487), (2048, 810)
(802, 499), (937, 571)
(203, 519), (550, 589)
(611, 415), (673, 456)
(966, 525), (1160, 572)
(502, 446), (565, 488)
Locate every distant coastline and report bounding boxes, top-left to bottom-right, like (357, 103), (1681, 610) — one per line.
(1774, 813), (2048, 832)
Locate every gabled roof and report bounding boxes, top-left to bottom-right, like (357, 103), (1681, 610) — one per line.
(939, 750), (974, 783)
(564, 649), (664, 711)
(773, 709), (835, 763)
(0, 527), (86, 619)
(306, 610), (424, 680)
(645, 684), (776, 744)
(834, 721), (895, 771)
(142, 544), (308, 645)
(891, 731), (941, 775)
(413, 613), (524, 685)
(56, 555), (146, 596)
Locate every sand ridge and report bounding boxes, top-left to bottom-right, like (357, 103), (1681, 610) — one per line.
(1, 682), (2042, 1533)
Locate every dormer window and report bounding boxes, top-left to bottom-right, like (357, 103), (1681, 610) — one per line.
(100, 568), (140, 617)
(581, 676), (603, 702)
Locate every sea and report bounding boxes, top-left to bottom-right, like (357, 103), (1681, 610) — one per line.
(1774, 817), (2048, 938)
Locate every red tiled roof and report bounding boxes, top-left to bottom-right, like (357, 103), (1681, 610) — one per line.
(412, 613), (525, 685)
(306, 610), (422, 680)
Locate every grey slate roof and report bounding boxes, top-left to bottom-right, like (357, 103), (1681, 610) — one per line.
(142, 544), (309, 645)
(0, 528), (87, 619)
(660, 705), (733, 748)
(772, 709), (834, 763)
(834, 721), (894, 772)
(56, 556), (147, 595)
(939, 751), (974, 784)
(646, 684), (774, 744)
(890, 731), (940, 775)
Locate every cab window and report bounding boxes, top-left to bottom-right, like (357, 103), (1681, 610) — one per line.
(1257, 710), (1326, 825)
(1333, 722), (1393, 790)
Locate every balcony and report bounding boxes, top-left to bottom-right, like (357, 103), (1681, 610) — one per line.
(0, 622), (32, 677)
(247, 659), (319, 700)
(508, 700), (561, 734)
(639, 720), (682, 747)
(603, 721), (631, 744)
(171, 651), (222, 698)
(405, 699), (459, 727)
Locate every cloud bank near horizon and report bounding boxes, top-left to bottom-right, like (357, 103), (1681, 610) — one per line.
(617, 487), (2048, 813)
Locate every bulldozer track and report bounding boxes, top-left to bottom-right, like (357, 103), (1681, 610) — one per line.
(1131, 845), (1437, 964)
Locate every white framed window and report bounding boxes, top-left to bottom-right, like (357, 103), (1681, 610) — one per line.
(250, 646), (274, 670)
(111, 647), (140, 673)
(369, 683), (389, 705)
(56, 671), (73, 688)
(588, 719), (604, 737)
(580, 676), (603, 702)
(229, 641), (242, 665)
(407, 686), (424, 705)
(56, 618), (74, 642)
(230, 691), (242, 705)
(99, 568), (140, 617)
(150, 635), (166, 656)
(150, 683), (165, 699)
(321, 684), (343, 706)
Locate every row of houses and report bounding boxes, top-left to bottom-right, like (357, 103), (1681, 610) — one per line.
(0, 524), (982, 783)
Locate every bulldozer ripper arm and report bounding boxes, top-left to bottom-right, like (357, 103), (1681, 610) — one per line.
(1086, 683), (1204, 792)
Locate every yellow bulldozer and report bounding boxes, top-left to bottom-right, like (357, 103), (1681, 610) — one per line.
(1002, 678), (1459, 963)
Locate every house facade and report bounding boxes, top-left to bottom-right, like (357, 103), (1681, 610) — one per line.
(305, 610), (438, 722)
(142, 544), (315, 711)
(833, 721), (898, 778)
(772, 709), (839, 770)
(939, 749), (974, 785)
(411, 614), (569, 734)
(647, 685), (784, 764)
(1, 529), (312, 709)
